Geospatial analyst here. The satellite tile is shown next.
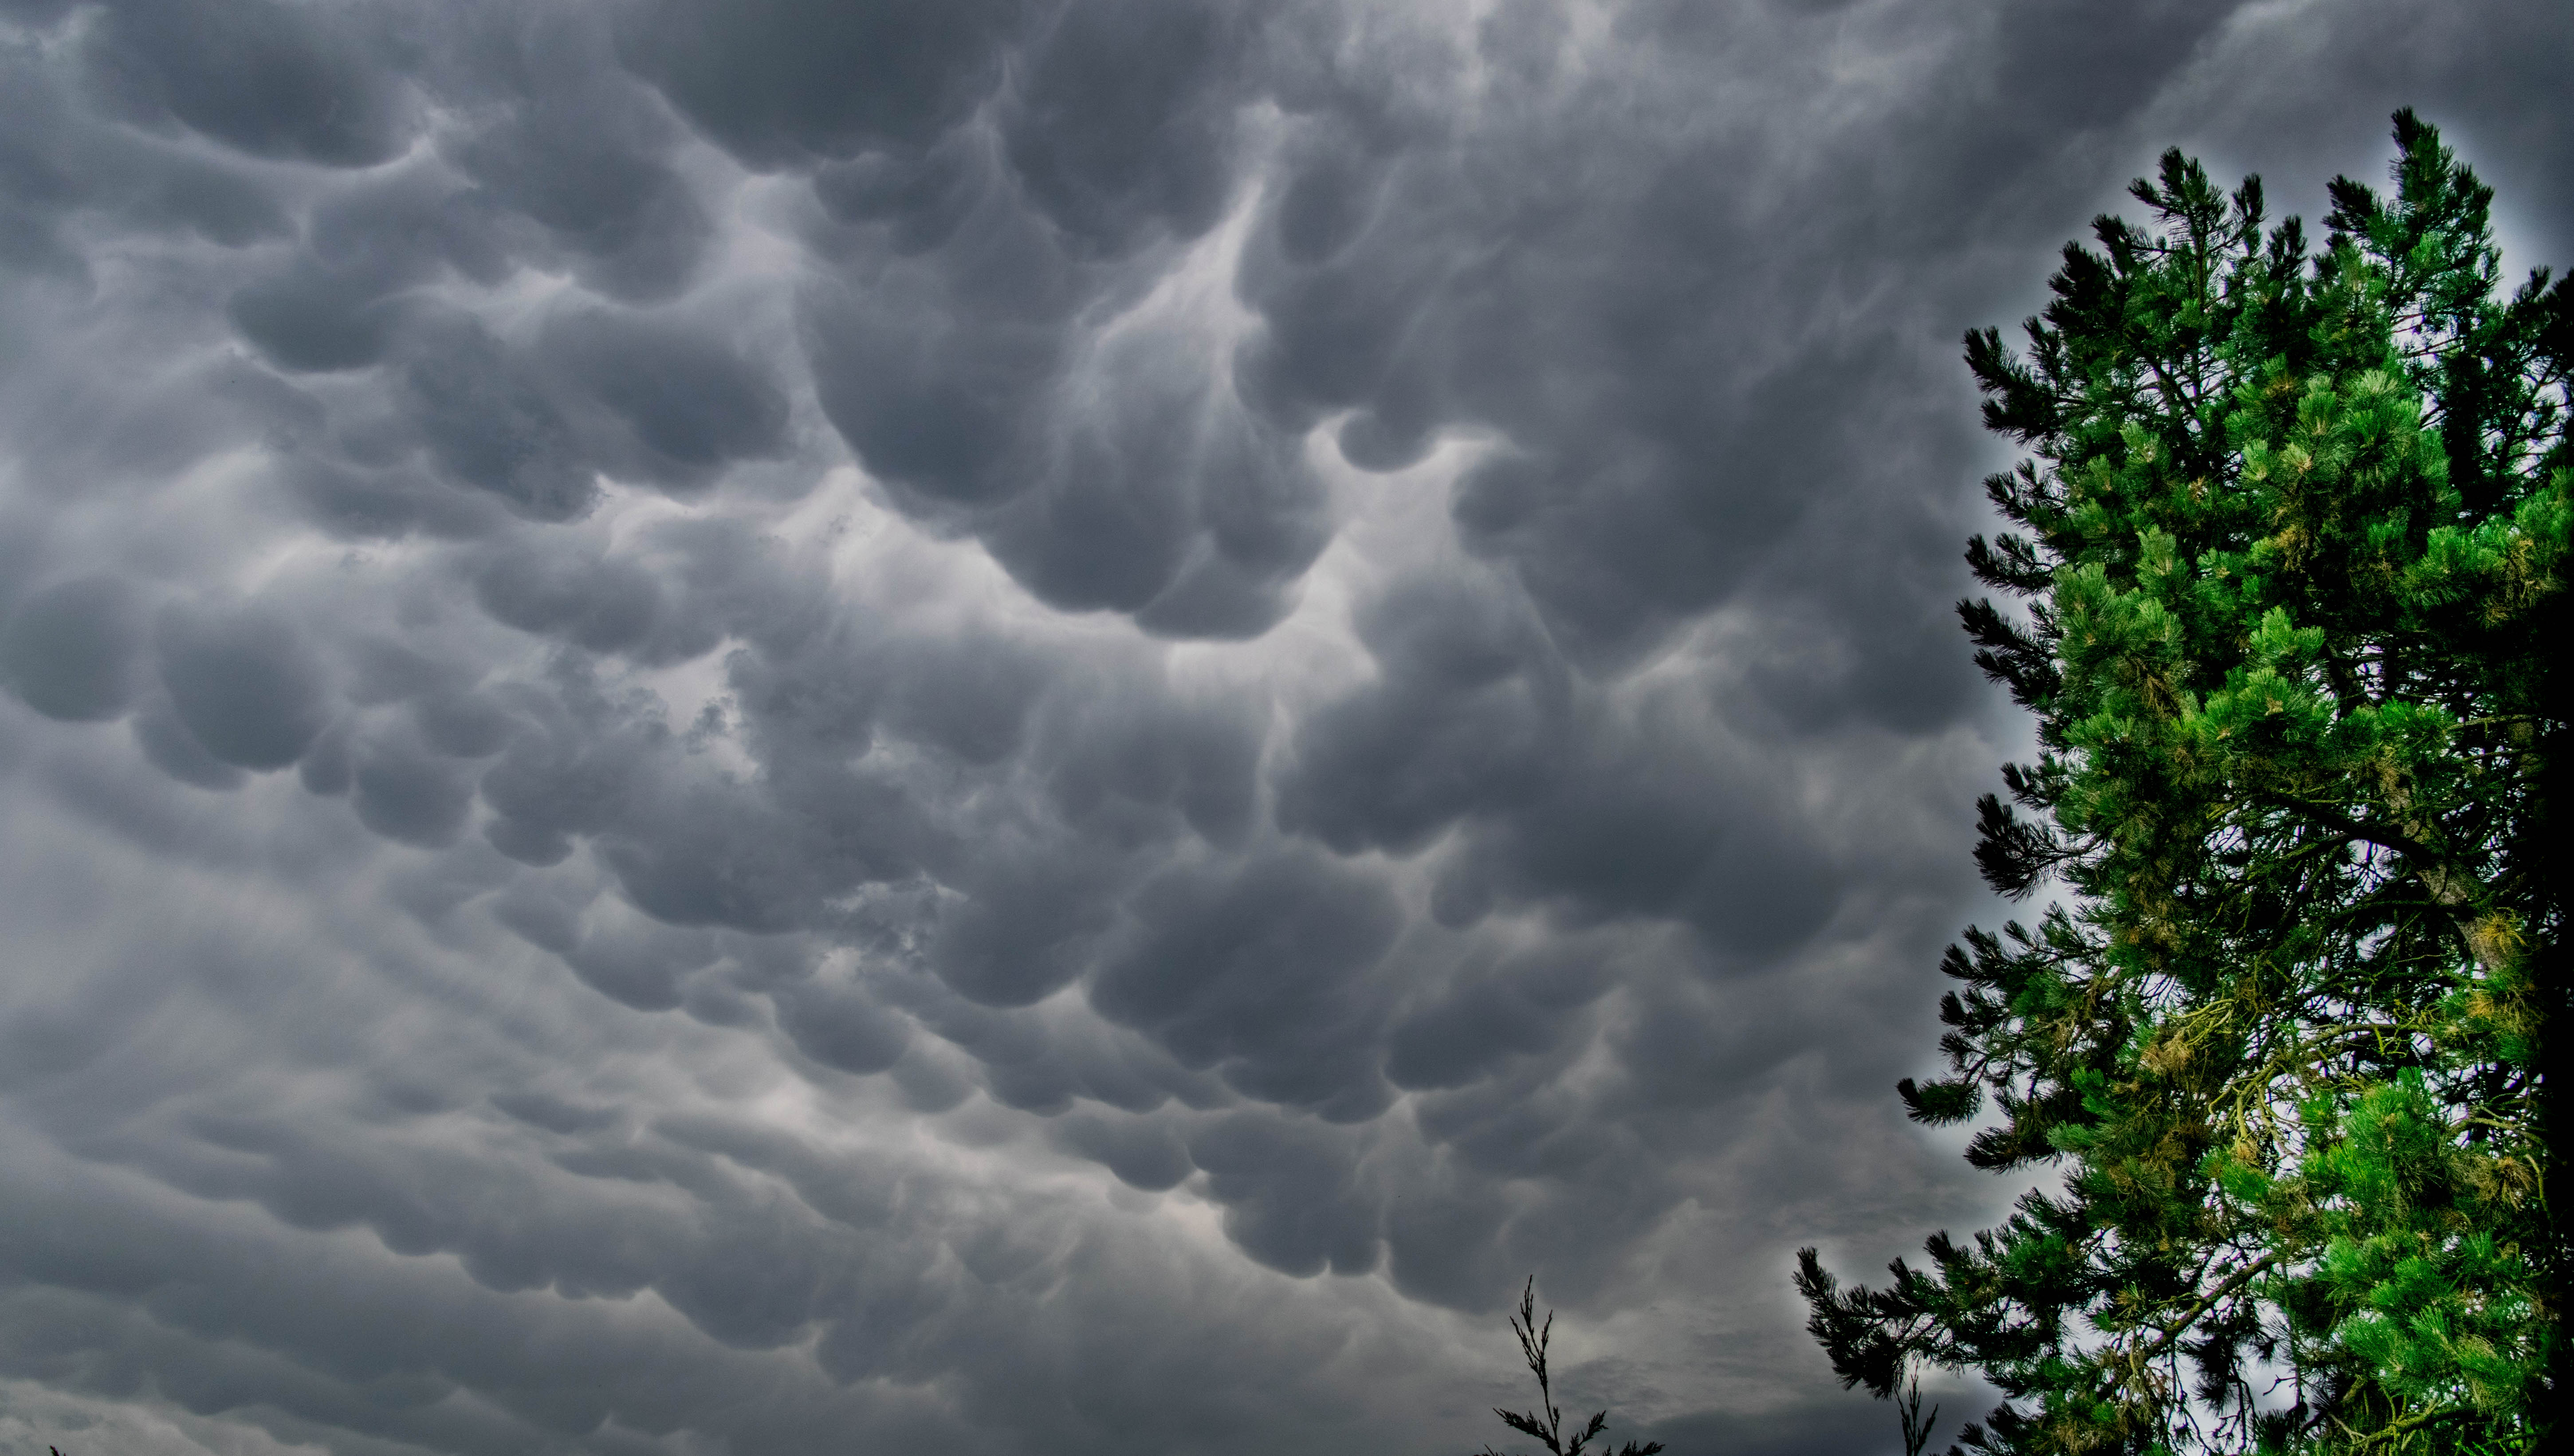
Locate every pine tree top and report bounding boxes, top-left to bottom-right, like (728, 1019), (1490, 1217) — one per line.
(1801, 110), (2566, 1456)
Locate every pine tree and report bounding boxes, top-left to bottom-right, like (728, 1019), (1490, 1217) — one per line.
(1797, 112), (2567, 1456)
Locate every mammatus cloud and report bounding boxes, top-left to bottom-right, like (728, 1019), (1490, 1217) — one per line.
(0, 1), (2566, 1453)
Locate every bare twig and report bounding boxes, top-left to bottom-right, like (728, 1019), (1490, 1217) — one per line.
(1898, 1373), (1941, 1456)
(1474, 1278), (1665, 1456)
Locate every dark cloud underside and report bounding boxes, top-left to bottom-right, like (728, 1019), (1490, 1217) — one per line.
(0, 1), (2566, 1454)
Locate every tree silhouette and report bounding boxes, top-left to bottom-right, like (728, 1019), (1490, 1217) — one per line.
(1474, 1279), (1664, 1456)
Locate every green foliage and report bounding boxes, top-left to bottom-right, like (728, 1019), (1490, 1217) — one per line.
(1475, 1279), (1665, 1456)
(1797, 112), (2567, 1456)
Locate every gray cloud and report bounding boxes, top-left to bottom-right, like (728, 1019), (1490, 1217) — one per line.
(154, 602), (330, 771)
(1, 0), (2566, 1453)
(0, 574), (142, 721)
(82, 0), (411, 167)
(614, 0), (1035, 169)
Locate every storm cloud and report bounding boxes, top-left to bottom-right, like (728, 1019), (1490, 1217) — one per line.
(1, 1), (2566, 1453)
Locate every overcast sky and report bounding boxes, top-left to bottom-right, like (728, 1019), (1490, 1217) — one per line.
(0, 2), (2566, 1454)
